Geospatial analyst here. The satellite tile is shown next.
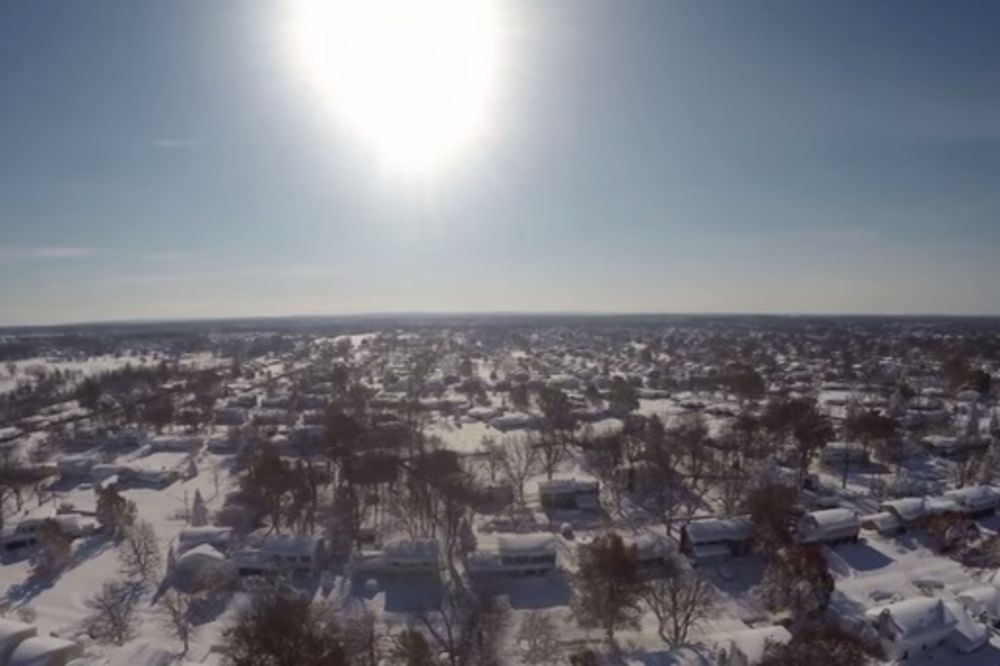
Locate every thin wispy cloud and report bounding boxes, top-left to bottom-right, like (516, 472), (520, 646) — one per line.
(0, 245), (96, 262)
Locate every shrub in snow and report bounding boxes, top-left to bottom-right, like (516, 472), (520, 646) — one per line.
(190, 490), (209, 527)
(30, 519), (73, 577)
(86, 579), (140, 646)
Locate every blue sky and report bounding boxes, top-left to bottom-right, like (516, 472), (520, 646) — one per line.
(2, 0), (1000, 325)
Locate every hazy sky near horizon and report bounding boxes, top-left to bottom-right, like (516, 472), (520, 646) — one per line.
(2, 0), (1000, 325)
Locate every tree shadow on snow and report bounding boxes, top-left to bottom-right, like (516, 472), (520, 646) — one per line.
(506, 572), (572, 610)
(828, 542), (895, 573)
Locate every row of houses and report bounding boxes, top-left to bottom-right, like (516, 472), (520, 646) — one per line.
(862, 485), (1000, 536)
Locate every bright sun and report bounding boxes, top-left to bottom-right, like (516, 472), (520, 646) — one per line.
(289, 0), (501, 175)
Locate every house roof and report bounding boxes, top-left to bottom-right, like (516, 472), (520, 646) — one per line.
(728, 626), (791, 662)
(382, 538), (440, 560)
(803, 508), (858, 533)
(496, 533), (557, 555)
(865, 598), (959, 640)
(944, 486), (999, 508)
(683, 516), (753, 544)
(880, 497), (929, 522)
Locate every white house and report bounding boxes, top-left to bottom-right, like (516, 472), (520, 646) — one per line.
(231, 534), (326, 577)
(879, 497), (930, 529)
(172, 543), (236, 593)
(944, 486), (1000, 517)
(467, 533), (559, 578)
(177, 526), (234, 554)
(719, 625), (791, 666)
(865, 597), (961, 661)
(680, 516), (753, 563)
(538, 478), (600, 511)
(860, 511), (904, 536)
(352, 538), (441, 578)
(958, 585), (1000, 627)
(796, 508), (860, 545)
(1, 514), (96, 554)
(625, 533), (671, 574)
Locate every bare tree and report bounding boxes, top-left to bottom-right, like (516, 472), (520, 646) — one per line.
(499, 435), (540, 515)
(417, 581), (508, 666)
(222, 585), (347, 666)
(160, 589), (199, 656)
(86, 580), (140, 646)
(388, 629), (435, 666)
(341, 607), (382, 666)
(641, 570), (714, 646)
(516, 610), (562, 665)
(118, 520), (162, 584)
(571, 533), (646, 644)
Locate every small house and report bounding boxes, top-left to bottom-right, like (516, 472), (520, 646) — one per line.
(680, 516), (753, 563)
(538, 479), (600, 512)
(865, 598), (959, 661)
(796, 508), (860, 546)
(720, 625), (791, 666)
(352, 538), (441, 579)
(467, 533), (558, 578)
(944, 486), (1000, 518)
(879, 497), (930, 529)
(177, 526), (233, 554)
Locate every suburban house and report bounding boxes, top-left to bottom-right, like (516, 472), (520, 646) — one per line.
(958, 585), (1000, 627)
(796, 508), (860, 545)
(820, 441), (870, 468)
(864, 597), (987, 660)
(538, 479), (600, 512)
(943, 486), (1000, 517)
(718, 625), (791, 666)
(230, 534), (325, 578)
(860, 511), (904, 536)
(1, 514), (96, 554)
(680, 516), (753, 563)
(351, 538), (441, 579)
(625, 533), (671, 575)
(176, 526), (234, 554)
(466, 533), (559, 578)
(879, 497), (930, 530)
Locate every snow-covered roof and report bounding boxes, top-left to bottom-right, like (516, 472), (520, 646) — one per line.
(865, 597), (959, 639)
(260, 534), (321, 557)
(860, 511), (902, 532)
(727, 625), (791, 662)
(803, 508), (858, 533)
(7, 635), (80, 666)
(683, 516), (752, 544)
(178, 526), (233, 547)
(177, 543), (225, 565)
(382, 538), (440, 561)
(538, 478), (599, 494)
(958, 585), (1000, 618)
(944, 485), (999, 509)
(496, 533), (557, 555)
(880, 497), (929, 523)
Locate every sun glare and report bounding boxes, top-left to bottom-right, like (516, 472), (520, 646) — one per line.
(289, 0), (501, 175)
